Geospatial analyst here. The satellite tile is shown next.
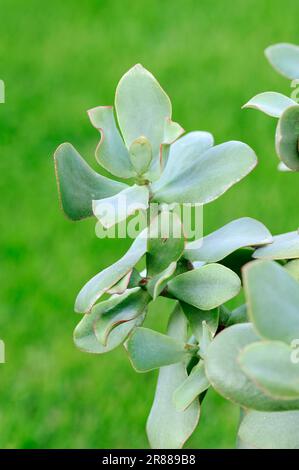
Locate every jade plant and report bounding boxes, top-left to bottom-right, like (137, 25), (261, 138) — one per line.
(54, 61), (299, 449)
(243, 42), (299, 171)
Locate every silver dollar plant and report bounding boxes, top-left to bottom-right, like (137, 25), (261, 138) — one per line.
(243, 42), (299, 172)
(54, 62), (299, 449)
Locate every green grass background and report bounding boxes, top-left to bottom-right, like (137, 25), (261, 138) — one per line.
(0, 0), (298, 448)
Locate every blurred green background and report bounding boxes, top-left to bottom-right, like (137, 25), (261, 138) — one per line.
(0, 0), (298, 449)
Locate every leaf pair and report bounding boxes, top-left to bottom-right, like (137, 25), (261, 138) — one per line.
(205, 261), (299, 412)
(74, 287), (150, 354)
(243, 43), (299, 171)
(75, 229), (147, 313)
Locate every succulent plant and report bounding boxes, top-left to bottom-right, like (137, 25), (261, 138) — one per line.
(55, 62), (299, 449)
(55, 64), (257, 223)
(243, 43), (299, 171)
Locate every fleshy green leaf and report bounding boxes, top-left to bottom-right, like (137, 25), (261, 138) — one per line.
(127, 327), (196, 372)
(88, 106), (135, 178)
(285, 259), (299, 282)
(276, 105), (299, 171)
(147, 363), (200, 448)
(205, 323), (299, 411)
(75, 229), (147, 313)
(185, 217), (272, 263)
(242, 92), (296, 117)
(226, 304), (248, 326)
(243, 260), (299, 343)
(146, 306), (200, 448)
(239, 341), (299, 400)
(173, 361), (210, 411)
(220, 247), (254, 277)
(93, 288), (150, 346)
(73, 306), (145, 354)
(151, 141), (257, 204)
(179, 301), (219, 342)
(92, 184), (149, 229)
(265, 43), (299, 80)
(167, 264), (241, 310)
(54, 143), (127, 220)
(254, 230), (299, 260)
(107, 270), (133, 295)
(147, 262), (177, 300)
(278, 161), (294, 172)
(129, 136), (152, 176)
(147, 211), (185, 277)
(238, 410), (299, 449)
(115, 64), (173, 180)
(168, 302), (189, 342)
(163, 118), (184, 145)
(199, 321), (214, 357)
(154, 131), (214, 186)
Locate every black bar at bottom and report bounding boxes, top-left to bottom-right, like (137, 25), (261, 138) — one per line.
(0, 449), (295, 466)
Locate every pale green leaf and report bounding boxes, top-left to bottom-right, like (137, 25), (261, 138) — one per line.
(163, 118), (184, 144)
(242, 92), (296, 117)
(278, 161), (294, 172)
(73, 307), (145, 354)
(115, 64), (172, 180)
(285, 259), (299, 282)
(129, 136), (152, 176)
(167, 264), (241, 310)
(147, 262), (177, 300)
(254, 230), (299, 260)
(219, 305), (231, 325)
(167, 303), (189, 342)
(54, 143), (127, 220)
(179, 301), (219, 342)
(185, 217), (272, 263)
(265, 43), (299, 80)
(154, 131), (214, 187)
(239, 341), (299, 400)
(275, 105), (299, 171)
(147, 363), (200, 448)
(93, 288), (150, 346)
(173, 361), (210, 411)
(226, 304), (248, 326)
(199, 321), (213, 357)
(107, 270), (133, 295)
(146, 306), (200, 448)
(205, 323), (299, 411)
(92, 184), (149, 229)
(75, 229), (147, 313)
(238, 410), (299, 449)
(243, 260), (299, 343)
(88, 106), (135, 178)
(147, 211), (185, 277)
(151, 141), (257, 204)
(127, 327), (196, 372)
